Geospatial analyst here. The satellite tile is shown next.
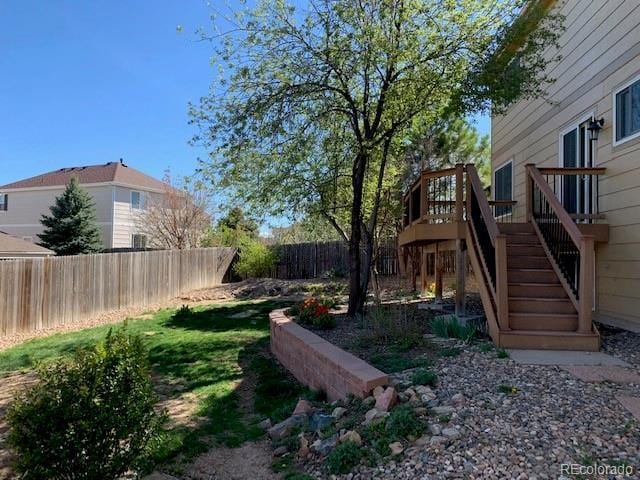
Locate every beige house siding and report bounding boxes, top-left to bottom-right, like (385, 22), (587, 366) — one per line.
(112, 186), (163, 248)
(491, 0), (640, 330)
(0, 185), (114, 248)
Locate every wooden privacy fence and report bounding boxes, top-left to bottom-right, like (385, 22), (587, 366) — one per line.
(0, 248), (236, 335)
(271, 239), (398, 280)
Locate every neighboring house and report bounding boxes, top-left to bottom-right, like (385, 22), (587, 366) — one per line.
(492, 0), (640, 333)
(398, 0), (640, 351)
(0, 160), (166, 250)
(0, 231), (54, 258)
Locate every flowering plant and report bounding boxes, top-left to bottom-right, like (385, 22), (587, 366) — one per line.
(297, 298), (336, 329)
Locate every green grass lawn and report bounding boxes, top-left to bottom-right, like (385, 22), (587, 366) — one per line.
(0, 299), (306, 473)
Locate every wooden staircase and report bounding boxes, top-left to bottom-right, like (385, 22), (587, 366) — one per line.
(465, 164), (601, 351)
(399, 163), (606, 351)
(497, 223), (599, 350)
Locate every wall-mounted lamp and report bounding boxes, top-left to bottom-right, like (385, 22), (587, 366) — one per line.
(587, 118), (605, 141)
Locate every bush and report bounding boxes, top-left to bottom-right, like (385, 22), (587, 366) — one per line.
(410, 368), (438, 387)
(360, 304), (426, 346)
(325, 441), (363, 474)
(296, 298), (336, 330)
(385, 404), (426, 438)
(234, 238), (278, 278)
(173, 304), (193, 320)
(7, 328), (164, 480)
(430, 315), (476, 342)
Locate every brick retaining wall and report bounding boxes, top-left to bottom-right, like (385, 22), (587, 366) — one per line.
(269, 309), (388, 401)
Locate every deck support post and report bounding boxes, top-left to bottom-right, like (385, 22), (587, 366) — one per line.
(420, 247), (428, 295)
(578, 235), (595, 334)
(434, 243), (443, 303)
(455, 239), (466, 317)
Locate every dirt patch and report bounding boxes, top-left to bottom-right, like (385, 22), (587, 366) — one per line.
(182, 440), (280, 480)
(0, 372), (37, 480)
(180, 278), (343, 303)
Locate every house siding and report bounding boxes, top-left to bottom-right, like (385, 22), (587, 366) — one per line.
(491, 0), (640, 330)
(112, 186), (162, 248)
(0, 185), (113, 248)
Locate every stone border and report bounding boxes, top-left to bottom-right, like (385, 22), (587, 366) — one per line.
(269, 308), (388, 401)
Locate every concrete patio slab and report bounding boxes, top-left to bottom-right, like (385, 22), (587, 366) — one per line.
(618, 395), (640, 422)
(561, 365), (640, 384)
(507, 349), (631, 367)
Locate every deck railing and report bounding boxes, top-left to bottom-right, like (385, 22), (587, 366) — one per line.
(536, 167), (606, 224)
(526, 164), (596, 333)
(466, 164), (509, 330)
(403, 164), (465, 226)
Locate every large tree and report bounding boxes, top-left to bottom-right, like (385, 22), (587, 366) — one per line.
(135, 172), (211, 250)
(191, 0), (562, 315)
(38, 178), (103, 255)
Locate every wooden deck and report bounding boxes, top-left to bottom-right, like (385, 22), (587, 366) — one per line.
(399, 163), (609, 351)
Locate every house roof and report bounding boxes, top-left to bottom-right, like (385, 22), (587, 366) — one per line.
(0, 232), (54, 256)
(0, 161), (167, 191)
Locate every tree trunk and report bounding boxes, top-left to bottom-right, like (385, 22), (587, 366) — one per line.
(347, 153), (368, 316)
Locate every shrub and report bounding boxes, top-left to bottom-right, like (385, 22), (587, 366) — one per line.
(410, 368), (438, 387)
(385, 404), (426, 438)
(313, 312), (336, 330)
(431, 315), (477, 342)
(360, 303), (427, 346)
(234, 238), (278, 278)
(7, 328), (164, 480)
(173, 304), (193, 320)
(496, 348), (509, 359)
(325, 441), (363, 474)
(369, 353), (430, 373)
(498, 384), (518, 395)
(296, 298), (336, 329)
(438, 346), (461, 357)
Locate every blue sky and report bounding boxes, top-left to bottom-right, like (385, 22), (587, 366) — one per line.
(0, 0), (217, 185)
(0, 1), (489, 227)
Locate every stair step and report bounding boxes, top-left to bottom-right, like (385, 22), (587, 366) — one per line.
(509, 256), (551, 269)
(507, 244), (545, 256)
(509, 283), (568, 298)
(499, 223), (535, 234)
(506, 234), (540, 245)
(508, 269), (559, 284)
(499, 329), (600, 351)
(509, 312), (578, 331)
(509, 297), (576, 314)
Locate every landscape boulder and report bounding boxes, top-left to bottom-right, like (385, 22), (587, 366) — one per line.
(311, 434), (338, 456)
(375, 387), (398, 412)
(339, 430), (362, 446)
(309, 412), (333, 432)
(268, 414), (307, 440)
(389, 441), (404, 456)
(293, 399), (313, 416)
(331, 406), (347, 419)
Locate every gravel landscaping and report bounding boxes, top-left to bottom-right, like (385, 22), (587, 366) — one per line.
(287, 307), (640, 479)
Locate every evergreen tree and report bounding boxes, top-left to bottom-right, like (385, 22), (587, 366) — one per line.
(38, 178), (103, 255)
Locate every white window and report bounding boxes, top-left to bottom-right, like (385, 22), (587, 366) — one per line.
(131, 234), (147, 249)
(131, 191), (143, 210)
(0, 194), (7, 211)
(614, 75), (640, 144)
(493, 160), (513, 216)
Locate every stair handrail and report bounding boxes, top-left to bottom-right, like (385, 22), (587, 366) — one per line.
(466, 164), (510, 330)
(526, 164), (595, 333)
